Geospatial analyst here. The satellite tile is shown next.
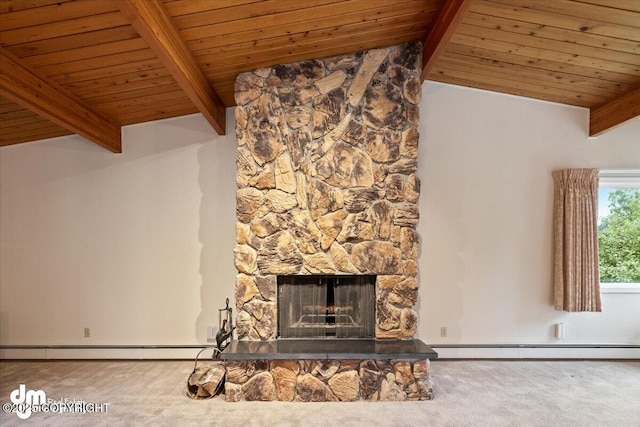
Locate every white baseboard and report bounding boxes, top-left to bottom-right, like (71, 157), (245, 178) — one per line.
(0, 347), (208, 360)
(1, 345), (638, 360)
(433, 346), (640, 359)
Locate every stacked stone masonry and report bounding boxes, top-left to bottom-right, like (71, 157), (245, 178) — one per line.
(224, 359), (433, 402)
(234, 41), (423, 340)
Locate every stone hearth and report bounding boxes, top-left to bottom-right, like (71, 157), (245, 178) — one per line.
(224, 359), (432, 402)
(234, 41), (423, 341)
(220, 340), (436, 401)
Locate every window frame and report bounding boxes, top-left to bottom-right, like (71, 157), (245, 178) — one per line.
(598, 169), (640, 294)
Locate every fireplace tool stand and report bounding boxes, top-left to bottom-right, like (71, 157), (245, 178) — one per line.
(215, 298), (235, 356)
(185, 298), (235, 399)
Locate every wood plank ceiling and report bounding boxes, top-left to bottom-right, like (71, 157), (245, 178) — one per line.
(1, 0), (639, 152)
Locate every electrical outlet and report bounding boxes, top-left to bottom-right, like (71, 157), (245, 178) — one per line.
(84, 327), (90, 338)
(440, 326), (447, 338)
(207, 327), (216, 342)
(555, 323), (566, 339)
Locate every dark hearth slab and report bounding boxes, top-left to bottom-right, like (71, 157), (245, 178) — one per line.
(219, 339), (437, 360)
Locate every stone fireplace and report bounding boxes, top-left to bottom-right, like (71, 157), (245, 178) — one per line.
(233, 41), (423, 342)
(224, 41), (435, 402)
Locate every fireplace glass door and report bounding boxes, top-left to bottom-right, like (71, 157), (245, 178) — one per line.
(277, 275), (375, 338)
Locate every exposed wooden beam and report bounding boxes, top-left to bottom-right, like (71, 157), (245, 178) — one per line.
(117, 0), (226, 135)
(421, 0), (474, 81)
(590, 86), (640, 136)
(0, 48), (121, 153)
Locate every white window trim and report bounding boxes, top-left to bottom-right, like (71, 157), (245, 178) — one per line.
(599, 169), (640, 189)
(600, 283), (640, 294)
(598, 169), (640, 294)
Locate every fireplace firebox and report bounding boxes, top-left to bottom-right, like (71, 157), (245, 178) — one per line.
(277, 275), (375, 339)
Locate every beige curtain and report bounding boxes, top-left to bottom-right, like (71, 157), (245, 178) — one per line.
(552, 169), (601, 312)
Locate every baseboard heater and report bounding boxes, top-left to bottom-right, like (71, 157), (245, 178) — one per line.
(0, 345), (208, 349)
(2, 344), (638, 360)
(1, 343), (638, 350)
(427, 344), (639, 359)
(430, 344), (640, 349)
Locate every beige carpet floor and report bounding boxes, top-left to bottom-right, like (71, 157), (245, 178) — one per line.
(1, 359), (639, 426)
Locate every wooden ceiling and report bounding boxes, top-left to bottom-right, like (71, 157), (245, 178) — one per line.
(1, 0), (639, 152)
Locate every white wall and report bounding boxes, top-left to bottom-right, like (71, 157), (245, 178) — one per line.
(1, 83), (638, 358)
(416, 82), (640, 352)
(0, 112), (237, 353)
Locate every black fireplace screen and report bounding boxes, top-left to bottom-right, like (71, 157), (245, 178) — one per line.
(277, 275), (375, 338)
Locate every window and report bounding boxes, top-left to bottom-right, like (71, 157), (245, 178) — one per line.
(598, 170), (640, 294)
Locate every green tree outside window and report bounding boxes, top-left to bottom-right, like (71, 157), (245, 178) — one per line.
(598, 189), (640, 283)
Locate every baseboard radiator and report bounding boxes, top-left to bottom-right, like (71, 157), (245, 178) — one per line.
(1, 344), (638, 360)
